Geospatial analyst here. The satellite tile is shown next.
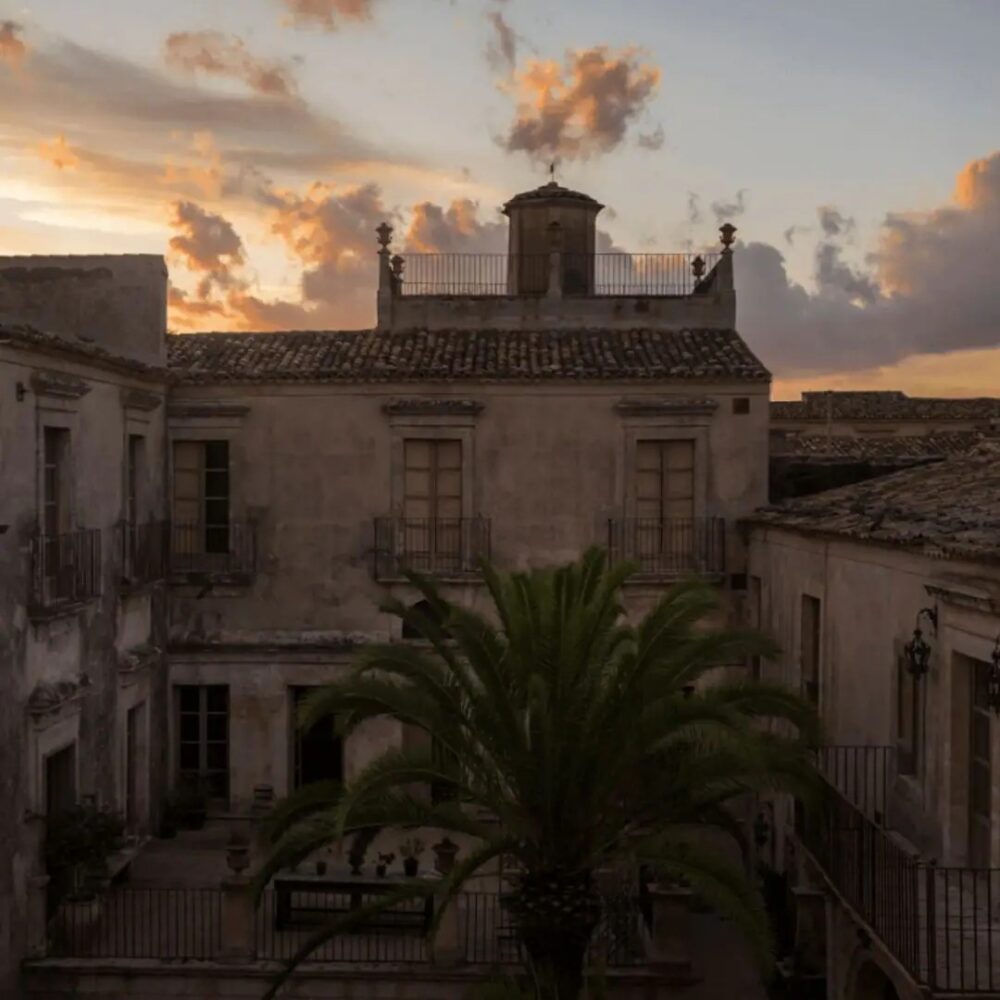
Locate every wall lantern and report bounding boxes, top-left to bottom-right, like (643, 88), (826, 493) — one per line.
(903, 607), (938, 678)
(988, 634), (1000, 716)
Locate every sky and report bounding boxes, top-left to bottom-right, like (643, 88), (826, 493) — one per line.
(0, 0), (998, 398)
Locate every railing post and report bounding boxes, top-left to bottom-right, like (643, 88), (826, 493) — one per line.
(431, 895), (464, 966)
(642, 884), (694, 978)
(220, 831), (254, 963)
(25, 873), (50, 958)
(924, 861), (938, 991)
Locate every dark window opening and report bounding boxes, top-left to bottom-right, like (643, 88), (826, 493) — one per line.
(291, 687), (344, 789)
(733, 397), (751, 415)
(177, 684), (229, 801)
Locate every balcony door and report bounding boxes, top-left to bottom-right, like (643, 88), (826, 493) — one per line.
(172, 440), (230, 564)
(970, 660), (992, 866)
(403, 439), (462, 571)
(291, 688), (344, 790)
(177, 685), (229, 802)
(634, 440), (695, 571)
(42, 427), (72, 600)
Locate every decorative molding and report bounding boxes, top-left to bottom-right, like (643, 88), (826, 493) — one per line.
(121, 387), (162, 412)
(30, 370), (91, 400)
(167, 403), (250, 420)
(26, 677), (87, 721)
(117, 643), (163, 677)
(925, 581), (999, 616)
(382, 398), (484, 418)
(614, 397), (718, 417)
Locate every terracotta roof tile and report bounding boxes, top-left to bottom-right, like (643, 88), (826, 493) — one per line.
(772, 431), (983, 463)
(0, 322), (165, 376)
(166, 328), (770, 384)
(772, 391), (1000, 422)
(749, 441), (1000, 563)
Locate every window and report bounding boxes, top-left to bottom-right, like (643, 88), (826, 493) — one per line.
(127, 435), (145, 525)
(897, 655), (920, 775)
(45, 743), (77, 818)
(748, 575), (762, 681)
(172, 440), (230, 554)
(291, 688), (343, 790)
(177, 685), (229, 800)
(800, 595), (821, 707)
(43, 427), (70, 537)
(402, 439), (462, 566)
(635, 440), (695, 522)
(732, 397), (750, 415)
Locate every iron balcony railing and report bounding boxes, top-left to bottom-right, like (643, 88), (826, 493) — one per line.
(29, 527), (102, 609)
(169, 520), (257, 578)
(117, 521), (169, 586)
(373, 517), (491, 579)
(607, 517), (726, 577)
(396, 252), (721, 297)
(801, 746), (1000, 993)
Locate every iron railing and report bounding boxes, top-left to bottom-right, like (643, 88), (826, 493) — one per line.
(816, 745), (894, 827)
(29, 528), (102, 609)
(169, 520), (257, 577)
(607, 517), (726, 576)
(117, 521), (169, 586)
(48, 887), (223, 959)
(373, 517), (491, 579)
(255, 889), (430, 963)
(396, 252), (721, 297)
(460, 892), (646, 966)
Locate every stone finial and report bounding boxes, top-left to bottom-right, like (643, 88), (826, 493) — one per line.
(691, 255), (706, 281)
(390, 254), (405, 279)
(226, 828), (251, 875)
(719, 222), (737, 252)
(376, 221), (393, 251)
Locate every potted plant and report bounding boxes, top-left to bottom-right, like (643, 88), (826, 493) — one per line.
(433, 836), (459, 874)
(375, 851), (395, 878)
(400, 837), (425, 877)
(45, 802), (125, 934)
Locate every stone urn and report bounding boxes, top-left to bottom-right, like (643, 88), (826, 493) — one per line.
(433, 837), (459, 875)
(226, 829), (251, 876)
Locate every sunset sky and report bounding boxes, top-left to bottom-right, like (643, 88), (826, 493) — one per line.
(1, 0), (998, 397)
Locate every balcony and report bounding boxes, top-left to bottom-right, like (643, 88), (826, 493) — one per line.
(607, 517), (726, 578)
(29, 527), (102, 613)
(395, 252), (722, 298)
(117, 521), (169, 587)
(800, 745), (1000, 993)
(373, 517), (491, 580)
(168, 521), (257, 582)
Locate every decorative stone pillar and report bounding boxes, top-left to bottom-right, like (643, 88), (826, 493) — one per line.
(376, 221), (395, 330)
(220, 830), (254, 964)
(714, 223), (737, 327)
(644, 883), (694, 977)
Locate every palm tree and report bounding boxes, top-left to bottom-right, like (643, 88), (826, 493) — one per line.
(255, 549), (816, 999)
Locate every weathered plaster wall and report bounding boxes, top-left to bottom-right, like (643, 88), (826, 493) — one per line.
(748, 525), (1000, 864)
(0, 255), (167, 366)
(0, 344), (168, 994)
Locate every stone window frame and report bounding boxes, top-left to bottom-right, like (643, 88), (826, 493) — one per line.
(116, 670), (152, 834)
(121, 387), (162, 526)
(385, 411), (479, 522)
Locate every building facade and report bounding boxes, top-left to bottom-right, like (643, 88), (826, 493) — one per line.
(0, 182), (771, 995)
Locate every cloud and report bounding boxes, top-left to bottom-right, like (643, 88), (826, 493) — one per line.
(710, 189), (747, 224)
(168, 200), (246, 297)
(501, 46), (661, 161)
(0, 20), (26, 66)
(736, 151), (1000, 375)
(404, 198), (507, 252)
(280, 0), (376, 30)
(817, 204), (855, 239)
(164, 31), (297, 98)
(38, 134), (80, 170)
(637, 124), (665, 151)
(485, 7), (518, 73)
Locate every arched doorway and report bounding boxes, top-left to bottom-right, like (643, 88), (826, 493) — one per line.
(853, 959), (902, 1000)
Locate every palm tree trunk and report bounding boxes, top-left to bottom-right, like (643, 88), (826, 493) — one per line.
(505, 870), (602, 1000)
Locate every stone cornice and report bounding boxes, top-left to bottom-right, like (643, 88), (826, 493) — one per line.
(167, 403), (250, 420)
(30, 369), (91, 400)
(381, 398), (484, 417)
(614, 397), (718, 417)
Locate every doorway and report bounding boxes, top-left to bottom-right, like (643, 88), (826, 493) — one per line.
(125, 702), (148, 832)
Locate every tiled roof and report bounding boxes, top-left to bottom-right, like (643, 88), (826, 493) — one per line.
(772, 391), (1000, 422)
(503, 180), (603, 210)
(0, 322), (165, 376)
(166, 328), (770, 384)
(772, 431), (983, 463)
(749, 441), (1000, 563)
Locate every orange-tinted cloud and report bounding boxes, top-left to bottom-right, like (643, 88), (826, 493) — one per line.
(404, 198), (507, 253)
(0, 20), (26, 66)
(168, 200), (246, 298)
(502, 46), (661, 160)
(736, 151), (1000, 375)
(38, 135), (80, 170)
(280, 0), (376, 30)
(164, 31), (297, 98)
